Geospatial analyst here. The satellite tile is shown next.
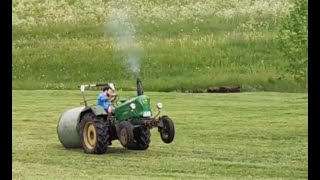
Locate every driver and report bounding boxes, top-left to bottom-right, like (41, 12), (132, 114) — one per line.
(96, 86), (116, 114)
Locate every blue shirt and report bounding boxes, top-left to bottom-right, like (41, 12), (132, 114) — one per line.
(96, 93), (111, 109)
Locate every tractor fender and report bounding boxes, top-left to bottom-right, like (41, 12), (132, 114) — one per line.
(76, 106), (108, 132)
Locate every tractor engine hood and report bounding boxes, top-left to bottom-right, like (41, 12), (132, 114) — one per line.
(114, 95), (152, 121)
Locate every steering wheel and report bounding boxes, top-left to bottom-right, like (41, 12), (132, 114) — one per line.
(110, 95), (119, 106)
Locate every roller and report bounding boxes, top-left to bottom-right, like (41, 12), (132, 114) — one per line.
(57, 106), (85, 148)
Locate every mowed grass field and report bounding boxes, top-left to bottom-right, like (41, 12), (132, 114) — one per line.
(12, 90), (308, 179)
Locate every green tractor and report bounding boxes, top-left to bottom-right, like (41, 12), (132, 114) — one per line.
(57, 79), (175, 154)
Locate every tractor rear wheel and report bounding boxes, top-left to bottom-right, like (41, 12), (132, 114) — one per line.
(80, 113), (109, 154)
(159, 116), (175, 144)
(127, 127), (151, 150)
(117, 121), (135, 148)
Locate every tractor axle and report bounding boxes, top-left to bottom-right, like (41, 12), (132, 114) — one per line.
(140, 118), (163, 128)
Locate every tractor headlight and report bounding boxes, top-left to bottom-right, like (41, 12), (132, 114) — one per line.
(130, 103), (136, 110)
(156, 102), (163, 109)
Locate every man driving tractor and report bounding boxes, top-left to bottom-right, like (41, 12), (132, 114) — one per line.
(96, 86), (116, 114)
(96, 86), (116, 146)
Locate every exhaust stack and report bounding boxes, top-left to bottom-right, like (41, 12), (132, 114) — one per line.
(137, 78), (143, 96)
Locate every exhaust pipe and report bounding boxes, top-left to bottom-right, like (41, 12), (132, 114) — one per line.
(137, 78), (143, 96)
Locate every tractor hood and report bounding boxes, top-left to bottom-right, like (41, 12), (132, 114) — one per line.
(114, 95), (152, 121)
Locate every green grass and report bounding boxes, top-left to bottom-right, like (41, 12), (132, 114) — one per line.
(12, 90), (308, 179)
(12, 0), (307, 92)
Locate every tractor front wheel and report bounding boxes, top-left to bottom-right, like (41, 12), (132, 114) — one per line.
(159, 116), (175, 144)
(80, 113), (109, 154)
(117, 121), (135, 148)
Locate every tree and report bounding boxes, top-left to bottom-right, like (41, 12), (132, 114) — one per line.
(278, 0), (308, 88)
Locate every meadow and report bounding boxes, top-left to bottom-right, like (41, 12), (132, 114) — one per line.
(12, 0), (306, 92)
(12, 90), (308, 179)
(12, 1), (308, 179)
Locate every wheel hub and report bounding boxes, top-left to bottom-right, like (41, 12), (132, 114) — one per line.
(161, 127), (169, 139)
(120, 129), (128, 145)
(83, 122), (97, 149)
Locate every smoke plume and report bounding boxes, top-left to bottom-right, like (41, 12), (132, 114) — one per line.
(104, 8), (143, 78)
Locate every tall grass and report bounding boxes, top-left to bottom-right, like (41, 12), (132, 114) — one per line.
(12, 0), (305, 92)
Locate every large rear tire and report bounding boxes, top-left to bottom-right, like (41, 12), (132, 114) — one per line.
(80, 113), (109, 154)
(159, 116), (175, 144)
(127, 127), (151, 150)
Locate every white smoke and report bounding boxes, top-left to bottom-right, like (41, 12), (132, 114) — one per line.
(105, 8), (143, 78)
